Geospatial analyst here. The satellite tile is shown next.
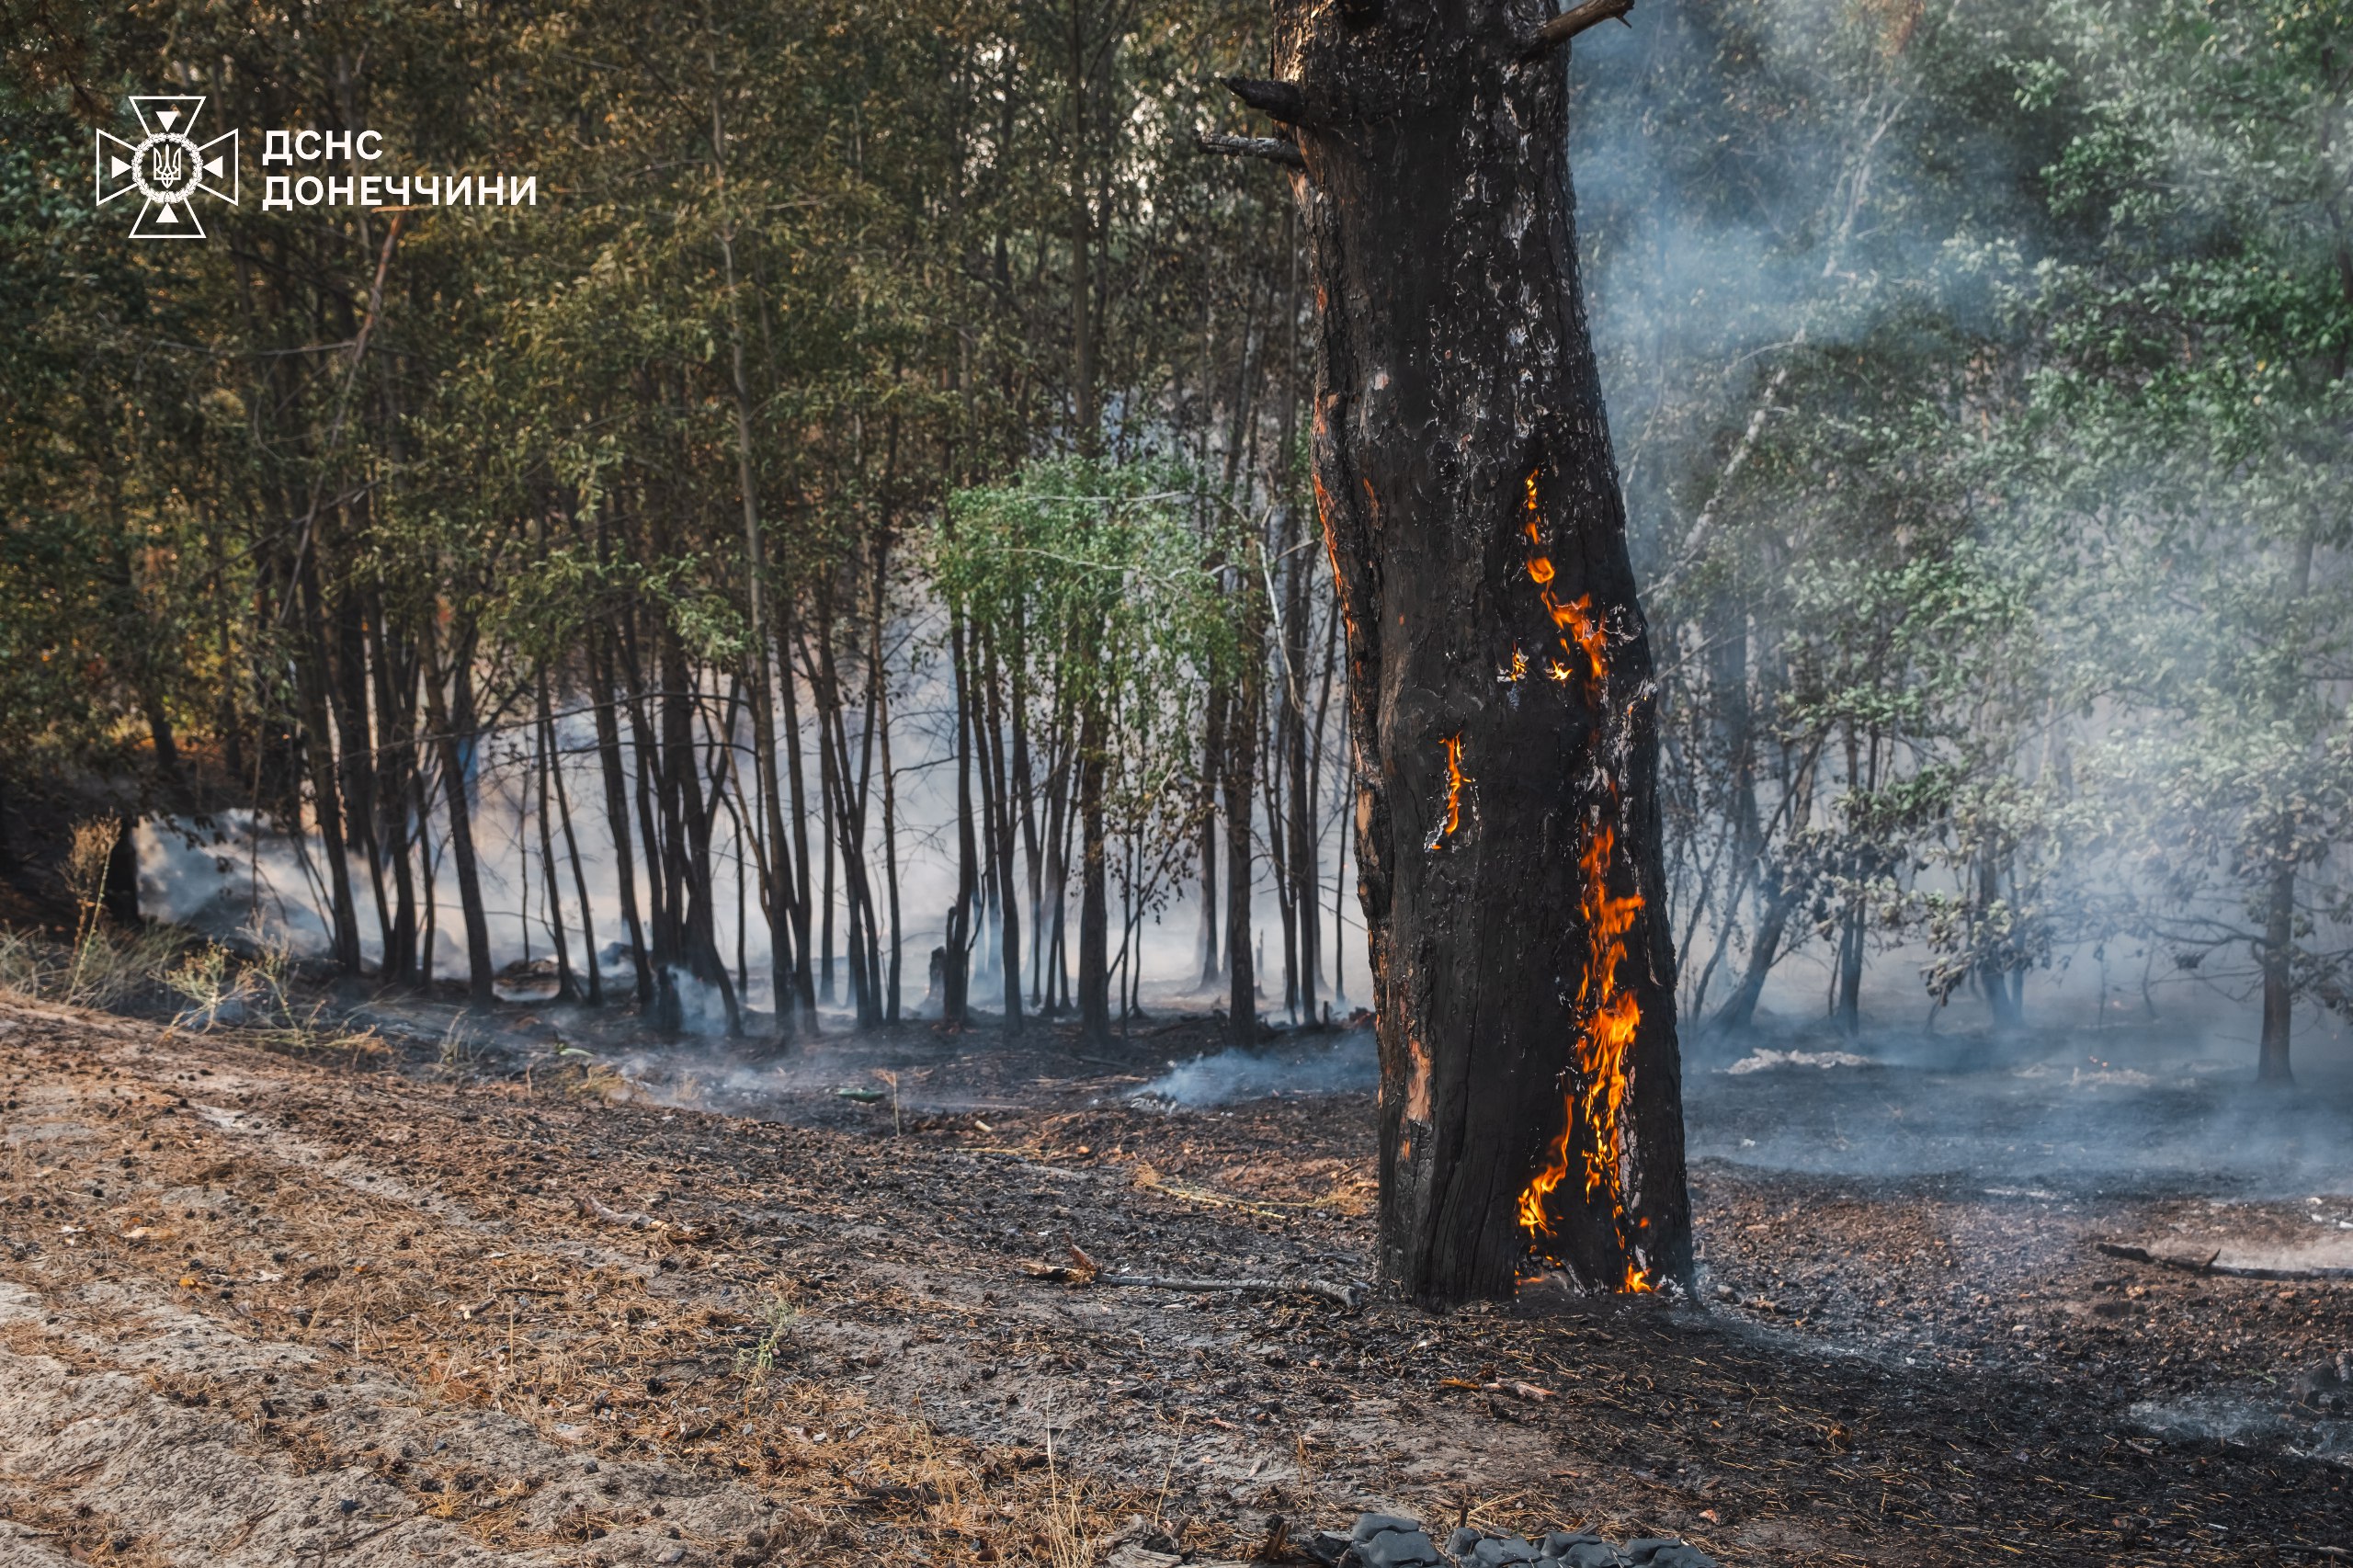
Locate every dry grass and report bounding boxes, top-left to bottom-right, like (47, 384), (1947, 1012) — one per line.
(0, 919), (188, 1011)
(0, 1036), (1138, 1565)
(0, 913), (387, 1068)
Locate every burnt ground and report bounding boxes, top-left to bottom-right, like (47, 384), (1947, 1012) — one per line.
(1, 992), (2349, 1568)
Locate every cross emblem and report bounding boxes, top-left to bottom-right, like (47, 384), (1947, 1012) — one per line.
(95, 96), (239, 239)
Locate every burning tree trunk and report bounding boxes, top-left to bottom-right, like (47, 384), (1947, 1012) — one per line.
(1214, 0), (1692, 1302)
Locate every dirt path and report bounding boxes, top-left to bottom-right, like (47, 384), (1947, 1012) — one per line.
(1, 996), (2347, 1566)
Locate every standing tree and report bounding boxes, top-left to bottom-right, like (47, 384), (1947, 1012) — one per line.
(1210, 0), (1693, 1302)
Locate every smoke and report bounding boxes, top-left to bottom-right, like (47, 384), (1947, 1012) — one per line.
(1686, 1020), (2353, 1198)
(649, 967), (737, 1037)
(2129, 1392), (2353, 1466)
(1132, 1028), (1378, 1108)
(1725, 1048), (1874, 1074)
(130, 681), (1376, 1014)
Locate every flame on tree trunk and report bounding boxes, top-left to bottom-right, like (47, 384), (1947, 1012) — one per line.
(1242, 0), (1692, 1302)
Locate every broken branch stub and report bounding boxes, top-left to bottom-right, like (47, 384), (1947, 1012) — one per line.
(1221, 75), (1313, 125)
(1195, 131), (1306, 171)
(1524, 0), (1639, 57)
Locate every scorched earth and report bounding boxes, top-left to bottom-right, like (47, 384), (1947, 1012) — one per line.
(0, 994), (2347, 1566)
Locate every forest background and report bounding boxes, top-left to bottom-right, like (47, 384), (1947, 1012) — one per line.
(2, 0), (2349, 1076)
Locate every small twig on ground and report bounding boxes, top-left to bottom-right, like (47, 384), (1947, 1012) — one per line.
(2094, 1240), (2353, 1281)
(574, 1192), (654, 1229)
(1439, 1376), (1557, 1402)
(1065, 1051), (1148, 1073)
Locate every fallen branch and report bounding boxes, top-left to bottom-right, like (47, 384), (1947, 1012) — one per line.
(1131, 1165), (1309, 1221)
(1097, 1271), (1365, 1311)
(1020, 1246), (1363, 1309)
(2094, 1241), (2353, 1282)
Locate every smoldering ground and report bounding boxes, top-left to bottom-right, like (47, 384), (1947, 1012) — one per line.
(6, 992), (2350, 1568)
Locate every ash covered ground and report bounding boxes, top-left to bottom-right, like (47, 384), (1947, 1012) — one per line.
(1, 988), (2347, 1567)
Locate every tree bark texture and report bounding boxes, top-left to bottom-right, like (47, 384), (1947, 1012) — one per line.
(1266, 0), (1692, 1302)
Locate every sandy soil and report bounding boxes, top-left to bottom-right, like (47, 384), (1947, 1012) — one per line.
(1, 993), (2347, 1567)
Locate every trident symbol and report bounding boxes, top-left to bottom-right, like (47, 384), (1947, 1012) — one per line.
(95, 96), (239, 239)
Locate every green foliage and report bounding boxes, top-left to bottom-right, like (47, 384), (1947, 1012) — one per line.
(939, 458), (1246, 845)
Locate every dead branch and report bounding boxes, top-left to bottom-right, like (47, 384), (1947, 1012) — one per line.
(1021, 1243), (1361, 1309)
(1523, 0), (1637, 57)
(1096, 1271), (1365, 1311)
(2094, 1241), (2353, 1282)
(1222, 76), (1310, 125)
(1195, 131), (1305, 171)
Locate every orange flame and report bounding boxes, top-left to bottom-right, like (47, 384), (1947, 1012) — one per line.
(1427, 733), (1469, 849)
(1519, 472), (1608, 687)
(1514, 468), (1651, 1293)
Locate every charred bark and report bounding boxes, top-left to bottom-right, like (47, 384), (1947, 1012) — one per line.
(1249, 0), (1692, 1303)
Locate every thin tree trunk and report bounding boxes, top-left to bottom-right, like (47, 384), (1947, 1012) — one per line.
(1076, 693), (1111, 1043)
(944, 610), (978, 1026)
(1333, 720), (1349, 1006)
(1977, 843), (2023, 1030)
(983, 629), (1024, 1033)
(1040, 720), (1074, 1016)
(365, 597), (420, 983)
(422, 620), (494, 1007)
(1013, 602), (1041, 1015)
(588, 633), (654, 1004)
(294, 559), (362, 973)
(878, 633), (904, 1025)
(333, 589), (392, 970)
(778, 598), (818, 1024)
(1198, 683), (1225, 988)
(1225, 627), (1260, 1046)
(533, 670), (577, 1003)
(1066, 0), (1097, 455)
(2257, 844), (2296, 1083)
(547, 676), (603, 1007)
(710, 81), (797, 1042)
(1711, 876), (1797, 1035)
